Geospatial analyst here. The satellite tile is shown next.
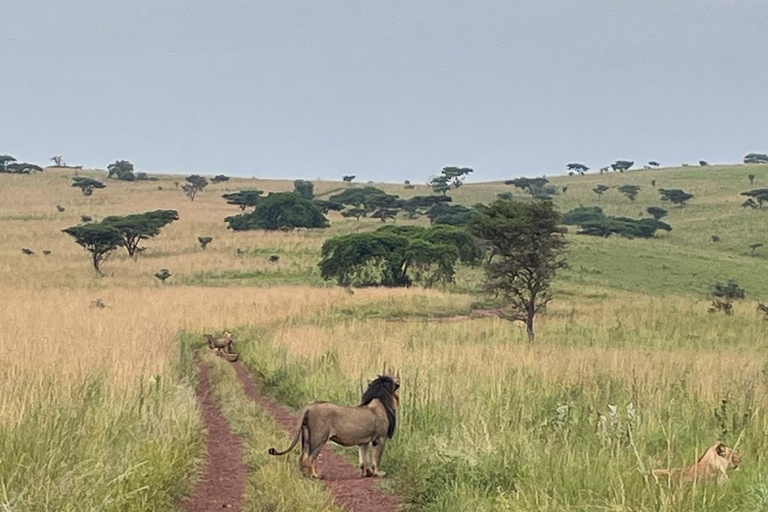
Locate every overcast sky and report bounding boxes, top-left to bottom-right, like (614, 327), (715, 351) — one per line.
(2, 1), (767, 182)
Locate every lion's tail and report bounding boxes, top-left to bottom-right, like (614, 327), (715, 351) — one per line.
(268, 409), (308, 456)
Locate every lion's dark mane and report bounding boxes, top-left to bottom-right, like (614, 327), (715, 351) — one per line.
(360, 375), (398, 438)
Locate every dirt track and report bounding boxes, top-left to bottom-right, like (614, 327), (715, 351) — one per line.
(182, 356), (247, 512)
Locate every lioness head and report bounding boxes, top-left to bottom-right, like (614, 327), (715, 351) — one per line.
(714, 442), (741, 471)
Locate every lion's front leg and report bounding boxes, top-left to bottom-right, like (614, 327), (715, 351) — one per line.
(359, 443), (373, 477)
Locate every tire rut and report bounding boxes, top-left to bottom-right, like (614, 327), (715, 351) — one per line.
(182, 355), (247, 512)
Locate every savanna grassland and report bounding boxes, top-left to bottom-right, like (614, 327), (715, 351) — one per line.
(3, 163), (768, 511)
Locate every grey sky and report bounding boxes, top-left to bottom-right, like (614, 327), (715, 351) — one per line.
(2, 1), (767, 182)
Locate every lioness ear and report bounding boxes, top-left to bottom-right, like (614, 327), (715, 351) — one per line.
(715, 442), (726, 456)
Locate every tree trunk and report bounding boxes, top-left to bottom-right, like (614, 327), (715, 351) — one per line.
(526, 309), (535, 343)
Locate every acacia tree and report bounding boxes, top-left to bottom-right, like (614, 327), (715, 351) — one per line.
(72, 177), (106, 196)
(102, 210), (179, 258)
(182, 175), (208, 201)
(341, 207), (366, 220)
(51, 155), (65, 166)
(330, 187), (392, 217)
(470, 200), (567, 343)
(198, 236), (213, 250)
(648, 161), (660, 167)
(505, 177), (549, 194)
(107, 160), (136, 181)
(617, 184), (641, 201)
(593, 184), (610, 198)
(319, 225), (480, 287)
(5, 162), (43, 174)
(567, 163), (589, 175)
(646, 206), (668, 220)
(611, 160), (634, 173)
(744, 153), (768, 164)
(659, 188), (694, 207)
(0, 155), (17, 172)
(211, 174), (230, 183)
(740, 189), (768, 208)
(62, 223), (124, 273)
(708, 280), (745, 315)
(222, 189), (263, 210)
(343, 175), (356, 183)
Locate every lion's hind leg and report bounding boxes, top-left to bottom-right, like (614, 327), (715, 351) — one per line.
(359, 443), (373, 477)
(306, 428), (330, 479)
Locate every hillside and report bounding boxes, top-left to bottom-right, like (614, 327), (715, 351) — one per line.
(3, 163), (768, 511)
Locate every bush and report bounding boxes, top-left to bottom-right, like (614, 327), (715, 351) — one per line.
(744, 153), (768, 164)
(561, 206), (604, 225)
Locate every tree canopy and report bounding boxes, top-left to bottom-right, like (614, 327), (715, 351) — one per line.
(102, 210), (179, 258)
(611, 160), (634, 172)
(401, 195), (452, 219)
(562, 206), (671, 238)
(182, 175), (208, 201)
(470, 199), (567, 343)
(319, 224), (481, 287)
(222, 189), (263, 210)
(3, 162), (43, 174)
(312, 199), (345, 214)
(426, 202), (475, 226)
(505, 177), (549, 193)
(72, 177), (106, 196)
(617, 184), (641, 201)
(211, 174), (230, 183)
(740, 189), (768, 208)
(293, 179), (315, 200)
(744, 153), (768, 164)
(225, 192), (329, 230)
(0, 155), (17, 171)
(646, 206), (668, 220)
(342, 175), (356, 182)
(567, 163), (589, 175)
(659, 188), (694, 207)
(62, 223), (124, 272)
(107, 160), (136, 181)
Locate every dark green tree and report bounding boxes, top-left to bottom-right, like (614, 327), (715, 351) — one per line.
(182, 175), (208, 201)
(62, 223), (124, 272)
(497, 191), (514, 200)
(646, 206), (668, 220)
(430, 175), (451, 195)
(341, 207), (367, 220)
(659, 188), (694, 207)
(102, 210), (179, 258)
(578, 217), (671, 239)
(154, 268), (171, 282)
(566, 163), (589, 175)
(611, 160), (634, 172)
(342, 175), (356, 183)
(293, 179), (315, 200)
(319, 225), (480, 287)
(744, 153), (768, 164)
(699, 160), (709, 167)
(648, 161), (660, 167)
(198, 236), (213, 250)
(225, 192), (329, 230)
(441, 166), (473, 188)
(404, 180), (414, 189)
(593, 184), (610, 198)
(426, 203), (475, 226)
(329, 187), (392, 216)
(561, 206), (604, 225)
(107, 160), (136, 181)
(313, 199), (345, 214)
(400, 195), (451, 219)
(0, 155), (17, 172)
(211, 174), (230, 183)
(505, 177), (549, 193)
(72, 177), (106, 196)
(223, 190), (263, 210)
(617, 184), (641, 201)
(470, 200), (567, 343)
(740, 189), (768, 208)
(5, 162), (43, 173)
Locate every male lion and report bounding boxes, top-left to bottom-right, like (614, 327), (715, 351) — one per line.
(268, 375), (400, 479)
(652, 442), (741, 485)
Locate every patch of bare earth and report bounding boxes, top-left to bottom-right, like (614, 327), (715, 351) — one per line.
(232, 362), (402, 512)
(181, 355), (247, 512)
